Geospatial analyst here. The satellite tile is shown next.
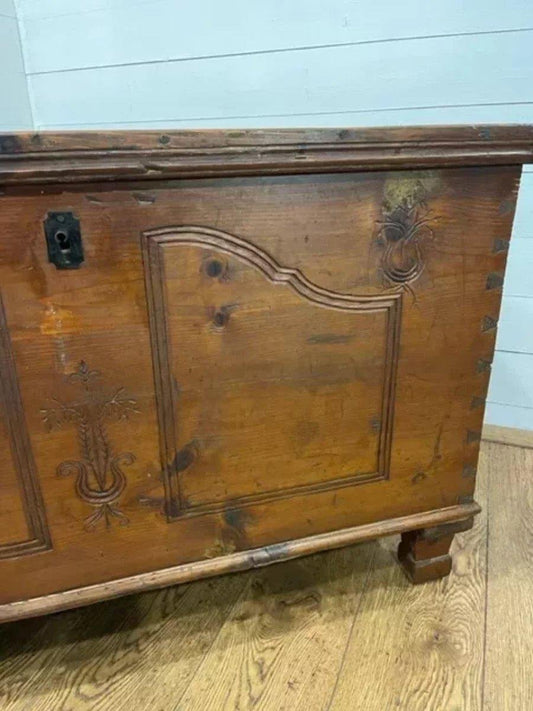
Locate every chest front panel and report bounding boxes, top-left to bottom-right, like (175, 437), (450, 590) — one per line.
(0, 167), (517, 602)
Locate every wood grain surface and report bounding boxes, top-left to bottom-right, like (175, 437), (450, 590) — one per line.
(0, 441), (530, 710)
(484, 443), (533, 710)
(483, 423), (533, 449)
(1, 126), (533, 184)
(0, 128), (525, 621)
(0, 163), (513, 610)
(330, 448), (488, 711)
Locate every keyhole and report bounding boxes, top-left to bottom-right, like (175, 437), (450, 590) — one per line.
(45, 212), (84, 269)
(55, 230), (71, 253)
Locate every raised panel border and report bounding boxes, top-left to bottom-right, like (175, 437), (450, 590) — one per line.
(0, 294), (51, 559)
(142, 225), (402, 520)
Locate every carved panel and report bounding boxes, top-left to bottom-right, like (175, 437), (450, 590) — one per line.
(142, 226), (402, 520)
(42, 362), (139, 530)
(0, 294), (51, 558)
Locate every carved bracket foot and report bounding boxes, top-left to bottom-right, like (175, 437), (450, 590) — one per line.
(397, 516), (474, 584)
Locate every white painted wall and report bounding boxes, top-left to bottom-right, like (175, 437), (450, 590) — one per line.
(7, 1), (533, 429)
(0, 0), (31, 129)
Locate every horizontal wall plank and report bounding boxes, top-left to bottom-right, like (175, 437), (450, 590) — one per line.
(496, 297), (533, 353)
(0, 17), (32, 129)
(40, 102), (533, 131)
(29, 32), (533, 128)
(17, 1), (533, 74)
(17, 0), (106, 18)
(511, 172), (533, 238)
(504, 241), (533, 297)
(484, 402), (533, 430)
(0, 0), (14, 17)
(0, 16), (24, 71)
(488, 351), (533, 408)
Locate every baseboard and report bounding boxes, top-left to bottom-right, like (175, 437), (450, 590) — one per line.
(482, 424), (533, 449)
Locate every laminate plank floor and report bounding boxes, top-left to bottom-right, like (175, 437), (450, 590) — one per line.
(0, 441), (531, 710)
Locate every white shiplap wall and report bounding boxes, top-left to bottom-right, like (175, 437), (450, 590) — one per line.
(10, 0), (533, 429)
(0, 0), (31, 129)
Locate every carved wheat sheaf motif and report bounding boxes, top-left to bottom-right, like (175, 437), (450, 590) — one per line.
(377, 202), (436, 289)
(42, 361), (139, 530)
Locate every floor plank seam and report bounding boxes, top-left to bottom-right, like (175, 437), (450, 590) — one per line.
(324, 543), (378, 711)
(480, 450), (492, 711)
(170, 574), (251, 711)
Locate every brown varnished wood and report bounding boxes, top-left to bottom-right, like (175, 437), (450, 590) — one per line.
(0, 126), (528, 621)
(41, 360), (138, 530)
(0, 125), (533, 185)
(7, 444), (533, 710)
(0, 294), (50, 558)
(398, 517), (475, 584)
(142, 225), (401, 518)
(0, 501), (479, 623)
(0, 446), (498, 711)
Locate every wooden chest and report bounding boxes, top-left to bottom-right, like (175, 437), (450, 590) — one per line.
(1, 126), (531, 622)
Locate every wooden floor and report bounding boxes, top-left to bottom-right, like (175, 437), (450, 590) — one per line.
(1, 441), (532, 711)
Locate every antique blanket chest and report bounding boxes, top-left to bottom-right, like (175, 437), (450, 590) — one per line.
(0, 126), (532, 622)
